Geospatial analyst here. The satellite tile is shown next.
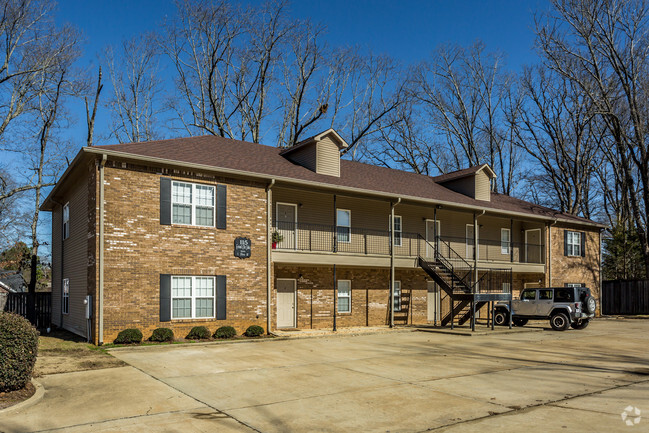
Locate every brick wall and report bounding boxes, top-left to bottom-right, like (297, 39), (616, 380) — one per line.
(273, 265), (434, 329)
(550, 224), (601, 309)
(99, 161), (269, 342)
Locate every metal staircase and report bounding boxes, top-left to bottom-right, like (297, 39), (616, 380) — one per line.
(417, 235), (512, 330)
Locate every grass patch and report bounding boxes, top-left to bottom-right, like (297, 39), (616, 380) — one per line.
(35, 329), (124, 376)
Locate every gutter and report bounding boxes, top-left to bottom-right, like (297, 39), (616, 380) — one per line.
(98, 154), (107, 345)
(390, 197), (401, 328)
(266, 179), (275, 335)
(77, 147), (606, 230)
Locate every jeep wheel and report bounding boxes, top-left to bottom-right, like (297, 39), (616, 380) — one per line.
(571, 319), (590, 330)
(550, 312), (570, 331)
(494, 310), (509, 326)
(513, 317), (528, 327)
(583, 295), (596, 315)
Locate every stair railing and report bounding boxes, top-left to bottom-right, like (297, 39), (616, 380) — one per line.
(417, 234), (474, 290)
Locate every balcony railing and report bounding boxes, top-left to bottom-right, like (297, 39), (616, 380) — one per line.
(273, 221), (421, 256)
(438, 236), (545, 264)
(272, 221), (545, 264)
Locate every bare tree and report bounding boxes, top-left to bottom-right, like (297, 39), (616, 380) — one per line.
(537, 0), (649, 274)
(106, 34), (160, 143)
(276, 23), (328, 147)
(512, 66), (603, 217)
(85, 66), (103, 146)
(413, 42), (518, 193)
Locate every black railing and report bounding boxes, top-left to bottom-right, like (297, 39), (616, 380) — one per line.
(272, 222), (544, 267)
(438, 235), (545, 264)
(417, 234), (512, 295)
(3, 292), (51, 329)
(273, 221), (420, 256)
(433, 236), (474, 289)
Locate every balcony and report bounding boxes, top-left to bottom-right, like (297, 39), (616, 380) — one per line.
(272, 221), (545, 265)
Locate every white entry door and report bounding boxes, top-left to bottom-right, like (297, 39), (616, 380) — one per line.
(466, 224), (476, 259)
(427, 281), (441, 322)
(277, 279), (296, 328)
(276, 203), (297, 249)
(425, 219), (440, 258)
(525, 229), (542, 263)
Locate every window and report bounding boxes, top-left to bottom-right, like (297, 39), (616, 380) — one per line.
(62, 278), (69, 314)
(566, 283), (583, 288)
(565, 231), (582, 256)
(539, 289), (553, 300)
(520, 290), (536, 301)
(390, 215), (402, 247)
(502, 282), (511, 293)
(171, 276), (215, 319)
(393, 280), (401, 312)
(337, 280), (351, 313)
(337, 209), (351, 243)
(501, 228), (510, 255)
(62, 203), (70, 240)
(171, 181), (215, 227)
(555, 288), (574, 302)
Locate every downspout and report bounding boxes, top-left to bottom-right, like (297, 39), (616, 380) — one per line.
(266, 179), (275, 335)
(548, 220), (557, 287)
(98, 154), (107, 345)
(390, 197), (401, 328)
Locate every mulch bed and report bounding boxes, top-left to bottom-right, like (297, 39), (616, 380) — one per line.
(0, 382), (35, 410)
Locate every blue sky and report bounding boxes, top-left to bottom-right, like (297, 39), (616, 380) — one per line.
(55, 0), (547, 146)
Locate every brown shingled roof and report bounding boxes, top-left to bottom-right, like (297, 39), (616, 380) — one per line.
(93, 135), (602, 227)
(432, 164), (495, 183)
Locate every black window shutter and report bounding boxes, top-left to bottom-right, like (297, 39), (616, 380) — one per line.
(217, 184), (227, 229)
(160, 274), (171, 322)
(564, 230), (569, 256)
(216, 275), (226, 319)
(580, 231), (586, 257)
(160, 178), (171, 225)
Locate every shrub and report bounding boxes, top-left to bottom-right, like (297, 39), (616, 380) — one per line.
(244, 325), (264, 337)
(213, 326), (236, 339)
(186, 326), (211, 340)
(114, 328), (143, 344)
(149, 327), (174, 342)
(0, 312), (39, 392)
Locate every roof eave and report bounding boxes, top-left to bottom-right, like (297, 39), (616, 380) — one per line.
(82, 147), (605, 229)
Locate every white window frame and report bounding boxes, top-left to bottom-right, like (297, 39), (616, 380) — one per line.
(566, 231), (582, 256)
(337, 280), (351, 313)
(62, 278), (69, 315)
(390, 215), (402, 247)
(393, 280), (401, 312)
(566, 283), (583, 288)
(170, 276), (216, 320)
(337, 209), (351, 243)
(171, 181), (216, 227)
(62, 203), (70, 240)
(501, 228), (511, 255)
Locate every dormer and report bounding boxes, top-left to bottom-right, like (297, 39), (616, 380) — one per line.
(280, 129), (348, 177)
(434, 164), (496, 201)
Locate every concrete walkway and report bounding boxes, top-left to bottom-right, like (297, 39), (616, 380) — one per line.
(2, 318), (648, 432)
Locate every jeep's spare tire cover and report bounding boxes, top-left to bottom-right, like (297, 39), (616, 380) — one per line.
(583, 295), (596, 314)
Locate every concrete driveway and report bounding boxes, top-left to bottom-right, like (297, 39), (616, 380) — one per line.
(2, 319), (648, 432)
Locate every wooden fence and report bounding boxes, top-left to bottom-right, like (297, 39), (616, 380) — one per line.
(602, 280), (649, 315)
(3, 292), (51, 328)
